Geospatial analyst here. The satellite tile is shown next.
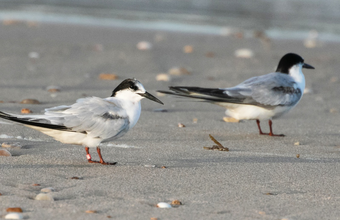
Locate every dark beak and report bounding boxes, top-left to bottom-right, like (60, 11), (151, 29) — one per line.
(303, 63), (315, 69)
(139, 91), (164, 105)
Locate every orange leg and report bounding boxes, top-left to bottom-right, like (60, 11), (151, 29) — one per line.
(85, 147), (117, 165)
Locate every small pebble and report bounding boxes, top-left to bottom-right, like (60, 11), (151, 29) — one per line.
(168, 67), (191, 75)
(258, 211), (266, 215)
(178, 123), (185, 128)
(303, 87), (313, 94)
(137, 41), (152, 50)
(205, 52), (215, 58)
(41, 187), (55, 193)
(304, 39), (317, 48)
(193, 118), (198, 123)
(99, 73), (118, 80)
(150, 218), (158, 220)
(28, 52), (40, 59)
(171, 200), (182, 206)
(32, 183), (40, 186)
(330, 76), (338, 83)
(35, 193), (54, 201)
(223, 117), (240, 123)
(144, 164), (156, 168)
(6, 207), (23, 213)
(156, 73), (171, 82)
(46, 85), (61, 93)
(5, 213), (23, 219)
(234, 49), (254, 58)
(85, 210), (97, 214)
(330, 108), (338, 113)
(0, 149), (11, 156)
(161, 166), (167, 169)
(296, 154), (300, 158)
(20, 99), (40, 104)
(156, 202), (172, 208)
(183, 45), (194, 53)
(294, 142), (300, 146)
(21, 108), (32, 114)
(2, 142), (22, 149)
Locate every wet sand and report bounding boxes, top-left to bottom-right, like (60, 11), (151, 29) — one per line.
(0, 22), (339, 220)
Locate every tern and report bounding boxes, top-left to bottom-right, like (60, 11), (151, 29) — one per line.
(0, 78), (163, 165)
(159, 53), (314, 136)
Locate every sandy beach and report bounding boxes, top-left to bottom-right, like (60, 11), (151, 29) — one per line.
(0, 21), (339, 220)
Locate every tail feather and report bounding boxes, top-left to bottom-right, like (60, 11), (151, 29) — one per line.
(158, 86), (244, 103)
(0, 111), (70, 131)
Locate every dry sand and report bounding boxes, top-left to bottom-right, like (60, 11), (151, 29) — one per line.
(0, 22), (339, 220)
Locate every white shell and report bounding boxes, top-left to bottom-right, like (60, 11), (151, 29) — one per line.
(136, 41), (152, 50)
(156, 202), (172, 208)
(35, 193), (54, 201)
(156, 73), (171, 82)
(5, 213), (24, 219)
(234, 49), (254, 58)
(41, 187), (55, 193)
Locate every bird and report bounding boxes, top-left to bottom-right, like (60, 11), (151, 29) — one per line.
(0, 78), (163, 165)
(158, 53), (314, 136)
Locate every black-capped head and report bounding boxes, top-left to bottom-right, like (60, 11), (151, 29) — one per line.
(275, 53), (314, 74)
(111, 78), (163, 105)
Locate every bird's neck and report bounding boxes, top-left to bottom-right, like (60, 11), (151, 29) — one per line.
(123, 100), (141, 129)
(289, 65), (305, 92)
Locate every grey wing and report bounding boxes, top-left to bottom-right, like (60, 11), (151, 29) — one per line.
(224, 73), (302, 106)
(45, 97), (130, 139)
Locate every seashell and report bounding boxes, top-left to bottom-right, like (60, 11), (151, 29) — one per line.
(223, 117), (239, 123)
(2, 142), (22, 149)
(20, 99), (40, 104)
(156, 73), (171, 82)
(0, 149), (11, 156)
(46, 85), (61, 93)
(85, 210), (97, 213)
(183, 45), (193, 53)
(6, 207), (23, 213)
(171, 200), (182, 205)
(21, 108), (32, 114)
(234, 49), (254, 58)
(99, 73), (118, 80)
(41, 187), (55, 193)
(5, 213), (23, 219)
(178, 123), (185, 128)
(156, 202), (172, 208)
(137, 41), (152, 50)
(35, 193), (54, 201)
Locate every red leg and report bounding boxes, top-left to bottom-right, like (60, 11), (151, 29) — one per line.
(96, 147), (117, 165)
(85, 147), (117, 165)
(256, 120), (267, 135)
(268, 120), (285, 137)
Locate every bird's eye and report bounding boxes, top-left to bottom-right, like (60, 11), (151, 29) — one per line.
(130, 85), (137, 90)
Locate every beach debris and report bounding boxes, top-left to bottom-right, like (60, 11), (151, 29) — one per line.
(153, 108), (168, 112)
(144, 164), (156, 168)
(204, 134), (229, 151)
(93, 44), (104, 52)
(304, 30), (319, 48)
(150, 218), (158, 220)
(234, 49), (254, 58)
(330, 108), (338, 113)
(46, 85), (61, 93)
(330, 76), (338, 83)
(171, 200), (182, 206)
(4, 213), (23, 219)
(28, 52), (40, 59)
(32, 183), (40, 186)
(2, 142), (22, 149)
(6, 207), (23, 213)
(70, 176), (82, 180)
(0, 149), (12, 156)
(99, 73), (118, 80)
(294, 142), (300, 146)
(156, 202), (172, 208)
(20, 99), (40, 104)
(41, 187), (55, 193)
(168, 67), (191, 75)
(85, 210), (97, 214)
(296, 154), (300, 158)
(183, 45), (194, 53)
(223, 117), (239, 123)
(0, 193), (2, 196)
(156, 73), (171, 82)
(178, 123), (186, 128)
(21, 108), (32, 114)
(3, 19), (21, 26)
(205, 52), (215, 58)
(264, 192), (277, 195)
(161, 166), (167, 169)
(258, 211), (266, 215)
(137, 41), (152, 50)
(35, 193), (54, 201)
(193, 118), (198, 123)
